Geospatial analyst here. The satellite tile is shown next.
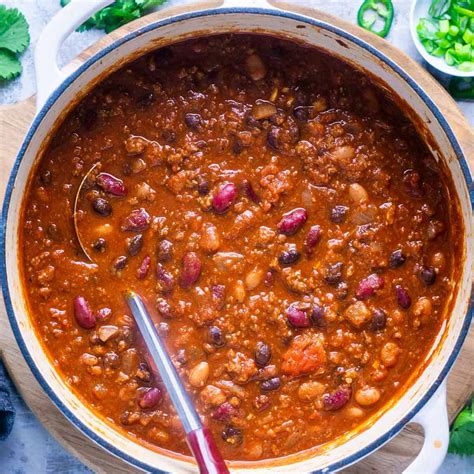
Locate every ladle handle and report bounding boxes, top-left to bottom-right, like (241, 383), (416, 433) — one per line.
(188, 427), (230, 474)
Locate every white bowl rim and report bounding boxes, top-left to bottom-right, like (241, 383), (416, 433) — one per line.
(1, 6), (473, 473)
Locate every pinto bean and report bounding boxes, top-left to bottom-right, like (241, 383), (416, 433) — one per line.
(298, 381), (325, 401)
(381, 342), (401, 367)
(355, 386), (381, 406)
(200, 225), (221, 253)
(245, 268), (264, 290)
(189, 361), (210, 387)
(245, 54), (266, 81)
(179, 252), (202, 289)
(74, 296), (96, 329)
(348, 183), (369, 204)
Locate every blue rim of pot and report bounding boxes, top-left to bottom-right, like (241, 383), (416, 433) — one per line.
(1, 7), (473, 474)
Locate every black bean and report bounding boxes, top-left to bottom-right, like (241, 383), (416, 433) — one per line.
(104, 352), (120, 369)
(40, 169), (52, 186)
(335, 281), (349, 300)
(293, 106), (314, 121)
(261, 377), (281, 392)
(324, 262), (343, 285)
(395, 285), (411, 309)
(266, 127), (280, 150)
(370, 308), (387, 331)
(176, 349), (188, 365)
(92, 238), (106, 253)
(161, 129), (176, 144)
(419, 266), (436, 286)
(255, 342), (272, 367)
(278, 247), (301, 266)
(311, 304), (326, 328)
(92, 197), (112, 217)
(330, 205), (348, 224)
(389, 249), (406, 268)
(197, 175), (210, 195)
(222, 426), (243, 445)
(127, 234), (143, 256)
(157, 240), (173, 262)
(113, 255), (128, 270)
(184, 113), (202, 129)
(136, 91), (155, 108)
(209, 326), (225, 347)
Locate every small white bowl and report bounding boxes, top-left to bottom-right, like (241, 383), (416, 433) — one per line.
(410, 0), (474, 77)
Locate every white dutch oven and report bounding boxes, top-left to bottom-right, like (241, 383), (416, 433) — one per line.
(1, 0), (473, 472)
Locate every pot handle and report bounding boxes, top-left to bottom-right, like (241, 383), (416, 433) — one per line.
(34, 0), (113, 111)
(403, 381), (449, 474)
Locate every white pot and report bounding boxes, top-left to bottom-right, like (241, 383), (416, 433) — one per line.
(1, 1), (473, 472)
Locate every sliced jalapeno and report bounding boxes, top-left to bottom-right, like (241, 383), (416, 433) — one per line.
(357, 0), (394, 38)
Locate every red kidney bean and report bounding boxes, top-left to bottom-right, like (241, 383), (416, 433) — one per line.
(322, 385), (352, 411)
(96, 173), (127, 196)
(127, 234), (143, 256)
(355, 273), (384, 300)
(74, 296), (96, 329)
(277, 208), (308, 235)
(241, 179), (260, 203)
(255, 342), (272, 367)
(212, 402), (237, 421)
(156, 263), (174, 295)
(92, 197), (112, 217)
(179, 252), (202, 289)
(286, 304), (311, 328)
(96, 307), (112, 321)
(260, 377), (281, 392)
(311, 304), (326, 328)
(304, 225), (322, 257)
(136, 255), (151, 280)
(403, 169), (423, 197)
(212, 183), (238, 214)
(419, 266), (436, 286)
(369, 308), (387, 331)
(121, 208), (151, 232)
(138, 387), (162, 409)
(330, 205), (348, 224)
(389, 249), (406, 268)
(211, 284), (226, 310)
(278, 247), (301, 266)
(395, 285), (412, 309)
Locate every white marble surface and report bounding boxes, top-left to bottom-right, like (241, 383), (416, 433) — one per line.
(0, 1), (472, 473)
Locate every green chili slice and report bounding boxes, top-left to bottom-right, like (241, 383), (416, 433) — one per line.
(449, 77), (474, 100)
(357, 0), (394, 38)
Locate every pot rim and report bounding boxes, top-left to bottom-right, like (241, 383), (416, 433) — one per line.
(1, 6), (473, 474)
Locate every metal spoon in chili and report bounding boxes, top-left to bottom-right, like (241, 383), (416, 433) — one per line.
(124, 290), (229, 474)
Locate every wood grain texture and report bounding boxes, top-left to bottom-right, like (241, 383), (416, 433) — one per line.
(0, 3), (472, 473)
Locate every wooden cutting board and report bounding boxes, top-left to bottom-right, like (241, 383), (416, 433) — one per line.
(0, 3), (473, 473)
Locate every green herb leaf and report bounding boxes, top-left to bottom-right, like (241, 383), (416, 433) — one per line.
(0, 5), (30, 54)
(61, 0), (167, 33)
(449, 398), (474, 455)
(0, 48), (22, 81)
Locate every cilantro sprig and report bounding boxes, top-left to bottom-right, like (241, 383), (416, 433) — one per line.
(449, 397), (474, 455)
(0, 5), (30, 81)
(61, 0), (166, 33)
